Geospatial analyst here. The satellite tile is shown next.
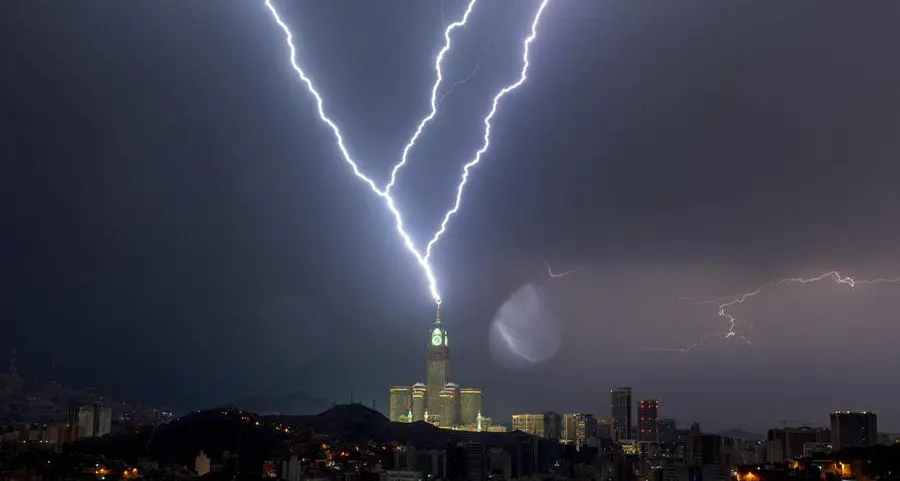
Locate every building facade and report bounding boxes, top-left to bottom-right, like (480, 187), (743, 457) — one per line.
(411, 383), (427, 422)
(563, 413), (598, 448)
(438, 383), (459, 427)
(390, 386), (412, 422)
(459, 388), (482, 427)
(638, 398), (659, 443)
(512, 413), (562, 440)
(426, 312), (449, 419)
(610, 387), (633, 441)
(830, 411), (877, 450)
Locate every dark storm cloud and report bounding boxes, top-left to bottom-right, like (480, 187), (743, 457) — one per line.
(3, 0), (900, 432)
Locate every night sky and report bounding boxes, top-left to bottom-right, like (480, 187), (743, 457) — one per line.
(4, 1), (900, 433)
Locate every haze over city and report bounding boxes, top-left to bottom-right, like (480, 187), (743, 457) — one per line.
(4, 0), (900, 435)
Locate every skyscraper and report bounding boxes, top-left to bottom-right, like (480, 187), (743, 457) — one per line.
(638, 398), (659, 443)
(563, 413), (598, 448)
(439, 383), (459, 427)
(830, 411), (877, 449)
(459, 388), (482, 427)
(610, 387), (632, 441)
(411, 383), (427, 422)
(426, 306), (449, 417)
(512, 413), (550, 438)
(389, 386), (412, 422)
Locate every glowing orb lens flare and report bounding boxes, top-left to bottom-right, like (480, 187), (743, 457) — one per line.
(262, 0), (441, 304)
(425, 0), (552, 261)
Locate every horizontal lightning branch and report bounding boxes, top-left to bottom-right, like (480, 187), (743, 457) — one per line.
(649, 271), (900, 353)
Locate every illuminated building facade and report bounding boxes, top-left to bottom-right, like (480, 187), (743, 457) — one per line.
(563, 413), (598, 449)
(411, 383), (427, 422)
(610, 387), (632, 441)
(638, 398), (659, 443)
(512, 413), (562, 440)
(426, 308), (449, 418)
(830, 411), (877, 449)
(389, 386), (412, 422)
(388, 305), (488, 430)
(459, 388), (482, 426)
(439, 383), (459, 427)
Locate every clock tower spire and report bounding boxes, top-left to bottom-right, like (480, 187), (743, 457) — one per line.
(426, 303), (449, 422)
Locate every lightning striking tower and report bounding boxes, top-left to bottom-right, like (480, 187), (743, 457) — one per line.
(263, 0), (554, 306)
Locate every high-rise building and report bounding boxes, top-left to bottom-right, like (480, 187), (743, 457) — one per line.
(389, 386), (412, 422)
(659, 418), (677, 444)
(638, 398), (659, 443)
(94, 406), (112, 437)
(610, 387), (632, 441)
(563, 413), (598, 448)
(597, 417), (612, 439)
(68, 404), (111, 439)
(830, 411), (877, 450)
(767, 426), (824, 461)
(426, 306), (449, 417)
(512, 413), (562, 440)
(460, 388), (482, 427)
(411, 383), (427, 422)
(76, 406), (95, 438)
(439, 383), (459, 427)
(685, 433), (723, 466)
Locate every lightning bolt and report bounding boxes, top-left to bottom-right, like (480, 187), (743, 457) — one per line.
(436, 3), (521, 109)
(544, 260), (583, 278)
(425, 0), (552, 261)
(384, 0), (480, 194)
(717, 271), (900, 340)
(263, 0), (554, 304)
(651, 271), (900, 353)
(262, 0), (442, 303)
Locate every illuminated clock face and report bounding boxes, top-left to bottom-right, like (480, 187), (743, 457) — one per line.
(431, 333), (442, 346)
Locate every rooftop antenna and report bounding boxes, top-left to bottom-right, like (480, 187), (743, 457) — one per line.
(349, 389), (354, 404)
(435, 302), (441, 324)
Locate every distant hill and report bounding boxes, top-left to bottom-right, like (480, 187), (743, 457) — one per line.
(275, 404), (542, 449)
(76, 405), (563, 473)
(75, 409), (288, 467)
(235, 390), (331, 415)
(720, 428), (764, 440)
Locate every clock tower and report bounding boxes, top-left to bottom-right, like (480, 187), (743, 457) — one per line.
(425, 303), (449, 421)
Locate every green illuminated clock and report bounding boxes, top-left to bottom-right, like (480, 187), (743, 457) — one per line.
(431, 332), (442, 346)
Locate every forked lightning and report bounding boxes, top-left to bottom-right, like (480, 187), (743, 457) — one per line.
(424, 0), (551, 261)
(263, 0), (553, 303)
